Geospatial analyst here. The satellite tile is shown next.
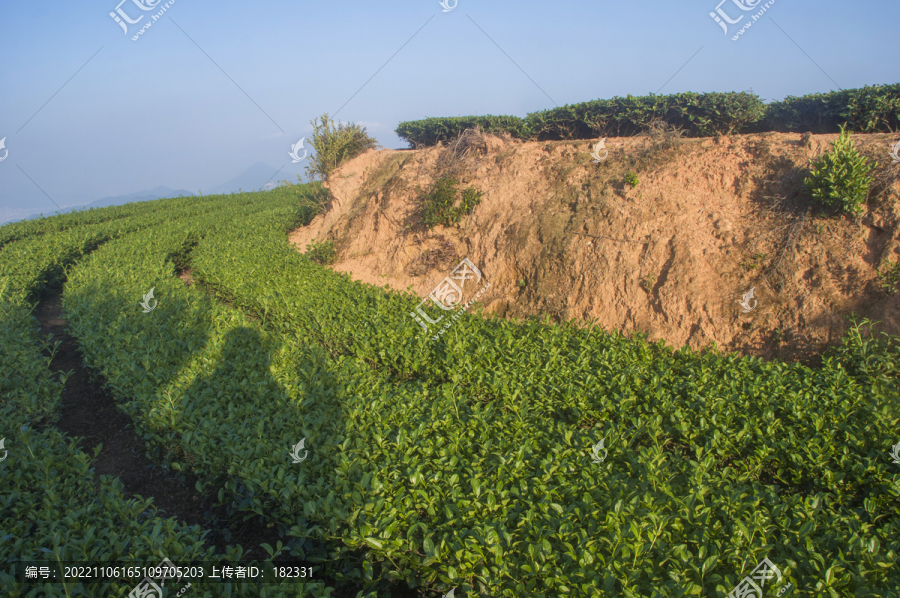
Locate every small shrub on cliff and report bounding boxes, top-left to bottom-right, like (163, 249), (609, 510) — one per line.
(305, 113), (379, 181)
(418, 177), (484, 229)
(804, 125), (876, 215)
(624, 171), (639, 188)
(305, 238), (336, 265)
(876, 259), (900, 294)
(824, 316), (900, 381)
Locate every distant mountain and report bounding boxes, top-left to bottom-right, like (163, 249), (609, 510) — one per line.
(17, 186), (196, 222)
(3, 163), (306, 225)
(204, 162), (301, 196)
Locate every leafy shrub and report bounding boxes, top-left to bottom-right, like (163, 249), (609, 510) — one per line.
(305, 112), (379, 181)
(876, 259), (900, 293)
(823, 316), (900, 382)
(53, 198), (336, 597)
(804, 125), (877, 215)
(418, 177), (483, 228)
(305, 238), (336, 265)
(624, 171), (639, 188)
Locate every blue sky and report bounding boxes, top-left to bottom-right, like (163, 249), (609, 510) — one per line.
(0, 0), (897, 223)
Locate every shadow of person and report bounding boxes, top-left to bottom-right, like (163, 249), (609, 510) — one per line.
(174, 324), (348, 568)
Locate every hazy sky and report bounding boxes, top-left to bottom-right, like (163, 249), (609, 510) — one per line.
(1, 0), (897, 222)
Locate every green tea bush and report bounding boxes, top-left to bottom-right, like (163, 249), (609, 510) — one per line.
(396, 115), (532, 147)
(876, 259), (900, 294)
(418, 177), (483, 229)
(756, 83), (900, 134)
(527, 91), (766, 140)
(823, 316), (900, 382)
(804, 125), (877, 215)
(0, 192), (338, 598)
(305, 113), (379, 181)
(396, 84), (900, 148)
(306, 238), (337, 265)
(58, 201), (340, 596)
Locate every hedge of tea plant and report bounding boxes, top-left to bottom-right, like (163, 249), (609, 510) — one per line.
(0, 189), (293, 301)
(0, 191), (204, 250)
(394, 115), (534, 147)
(55, 199), (340, 597)
(1, 191), (336, 597)
(396, 83), (900, 147)
(7, 186), (897, 596)
(186, 209), (900, 596)
(0, 217), (221, 598)
(754, 83), (900, 135)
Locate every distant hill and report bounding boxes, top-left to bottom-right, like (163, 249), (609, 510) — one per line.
(17, 187), (195, 222)
(4, 163), (306, 225)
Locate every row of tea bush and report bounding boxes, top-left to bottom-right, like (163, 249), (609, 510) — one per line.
(395, 83), (900, 146)
(0, 189), (334, 597)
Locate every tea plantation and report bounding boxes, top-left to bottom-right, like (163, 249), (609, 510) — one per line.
(1, 186), (898, 597)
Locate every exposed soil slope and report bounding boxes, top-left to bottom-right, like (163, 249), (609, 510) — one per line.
(289, 131), (900, 363)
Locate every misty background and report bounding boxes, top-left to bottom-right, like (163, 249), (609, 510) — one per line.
(0, 0), (896, 224)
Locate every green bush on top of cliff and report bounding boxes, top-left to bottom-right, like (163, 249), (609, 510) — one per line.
(395, 84), (900, 148)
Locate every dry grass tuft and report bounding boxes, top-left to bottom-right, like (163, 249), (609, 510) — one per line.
(623, 119), (688, 174)
(405, 237), (459, 277)
(435, 126), (513, 179)
(447, 127), (489, 159)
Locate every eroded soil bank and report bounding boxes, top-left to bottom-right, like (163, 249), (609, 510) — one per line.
(289, 131), (900, 364)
